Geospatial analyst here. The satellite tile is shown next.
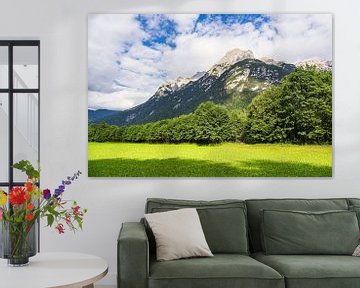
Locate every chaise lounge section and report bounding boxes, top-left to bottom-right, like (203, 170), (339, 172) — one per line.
(247, 198), (360, 288)
(118, 198), (360, 288)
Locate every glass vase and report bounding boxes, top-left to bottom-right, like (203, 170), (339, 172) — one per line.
(0, 220), (37, 266)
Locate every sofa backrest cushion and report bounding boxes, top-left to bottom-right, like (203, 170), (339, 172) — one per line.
(261, 209), (359, 255)
(246, 198), (349, 252)
(347, 199), (360, 228)
(145, 198), (249, 254)
(348, 198), (360, 207)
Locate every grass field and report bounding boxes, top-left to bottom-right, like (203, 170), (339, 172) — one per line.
(88, 142), (332, 177)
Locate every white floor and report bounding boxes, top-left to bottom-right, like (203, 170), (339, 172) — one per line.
(96, 285), (115, 288)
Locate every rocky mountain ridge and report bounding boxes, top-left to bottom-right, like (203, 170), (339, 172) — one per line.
(295, 58), (332, 71)
(89, 48), (331, 126)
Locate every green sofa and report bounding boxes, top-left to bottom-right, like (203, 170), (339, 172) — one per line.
(118, 198), (360, 288)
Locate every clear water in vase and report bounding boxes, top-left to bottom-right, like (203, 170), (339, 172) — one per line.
(0, 220), (37, 266)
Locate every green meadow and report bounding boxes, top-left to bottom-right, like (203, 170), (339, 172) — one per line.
(88, 142), (332, 177)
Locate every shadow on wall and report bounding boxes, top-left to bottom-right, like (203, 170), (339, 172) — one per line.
(88, 158), (332, 178)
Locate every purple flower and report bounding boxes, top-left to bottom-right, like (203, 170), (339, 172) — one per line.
(54, 171), (82, 199)
(43, 189), (51, 200)
(54, 189), (62, 197)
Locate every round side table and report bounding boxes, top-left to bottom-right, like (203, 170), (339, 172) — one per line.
(0, 252), (108, 288)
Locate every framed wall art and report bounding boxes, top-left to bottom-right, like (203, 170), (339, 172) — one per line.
(88, 14), (332, 177)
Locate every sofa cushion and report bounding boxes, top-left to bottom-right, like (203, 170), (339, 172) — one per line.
(149, 254), (284, 288)
(252, 252), (360, 288)
(261, 209), (359, 255)
(145, 208), (213, 261)
(146, 198), (249, 254)
(347, 198), (360, 207)
(246, 198), (349, 252)
(348, 205), (360, 228)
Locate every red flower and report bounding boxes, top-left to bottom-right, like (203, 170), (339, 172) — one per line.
(24, 193), (31, 201)
(65, 214), (71, 225)
(26, 214), (33, 221)
(26, 203), (34, 210)
(56, 223), (65, 234)
(9, 187), (26, 205)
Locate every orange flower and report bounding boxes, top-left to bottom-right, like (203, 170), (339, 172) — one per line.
(26, 203), (34, 210)
(25, 182), (33, 192)
(26, 214), (33, 221)
(24, 193), (31, 200)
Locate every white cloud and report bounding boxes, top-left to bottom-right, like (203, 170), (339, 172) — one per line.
(266, 14), (332, 62)
(88, 90), (149, 111)
(167, 14), (198, 33)
(88, 14), (332, 110)
(88, 14), (144, 93)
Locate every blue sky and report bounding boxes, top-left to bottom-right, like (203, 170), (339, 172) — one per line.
(134, 14), (271, 49)
(88, 13), (332, 110)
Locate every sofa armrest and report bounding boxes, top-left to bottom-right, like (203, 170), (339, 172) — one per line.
(118, 222), (149, 288)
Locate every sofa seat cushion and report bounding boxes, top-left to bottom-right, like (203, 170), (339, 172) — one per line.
(252, 252), (360, 288)
(149, 254), (284, 288)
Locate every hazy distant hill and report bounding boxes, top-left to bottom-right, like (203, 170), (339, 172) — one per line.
(88, 109), (118, 123)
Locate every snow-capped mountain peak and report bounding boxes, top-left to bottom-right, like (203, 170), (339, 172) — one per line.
(260, 57), (284, 67)
(152, 50), (332, 100)
(207, 48), (255, 77)
(153, 77), (192, 97)
(295, 58), (332, 71)
(217, 48), (255, 66)
(153, 72), (207, 98)
(191, 71), (206, 81)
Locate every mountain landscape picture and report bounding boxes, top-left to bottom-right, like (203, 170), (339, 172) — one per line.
(88, 14), (332, 177)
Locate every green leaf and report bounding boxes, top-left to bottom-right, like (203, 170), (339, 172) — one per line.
(47, 214), (54, 227)
(12, 160), (40, 180)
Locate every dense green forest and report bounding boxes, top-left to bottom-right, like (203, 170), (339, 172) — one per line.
(88, 68), (332, 145)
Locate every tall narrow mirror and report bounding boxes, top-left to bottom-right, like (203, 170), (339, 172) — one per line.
(13, 46), (39, 89)
(0, 47), (8, 89)
(0, 93), (9, 182)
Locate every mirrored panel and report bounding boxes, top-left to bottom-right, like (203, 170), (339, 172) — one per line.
(13, 93), (39, 182)
(0, 94), (9, 182)
(0, 185), (7, 253)
(0, 186), (8, 193)
(0, 47), (8, 89)
(13, 46), (38, 89)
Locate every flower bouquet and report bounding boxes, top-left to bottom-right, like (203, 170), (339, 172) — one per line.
(0, 160), (87, 266)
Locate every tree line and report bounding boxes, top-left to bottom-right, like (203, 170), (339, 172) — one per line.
(89, 68), (332, 145)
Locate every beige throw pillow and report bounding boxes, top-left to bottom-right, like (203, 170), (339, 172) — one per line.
(145, 208), (213, 261)
(353, 244), (360, 256)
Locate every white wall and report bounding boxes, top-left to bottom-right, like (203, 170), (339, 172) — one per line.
(1, 0), (360, 285)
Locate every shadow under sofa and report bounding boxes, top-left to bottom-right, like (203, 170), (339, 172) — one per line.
(118, 198), (360, 288)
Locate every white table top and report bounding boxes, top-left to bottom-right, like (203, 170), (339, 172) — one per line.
(0, 252), (108, 288)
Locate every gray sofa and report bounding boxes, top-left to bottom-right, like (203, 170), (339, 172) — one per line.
(118, 198), (360, 288)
